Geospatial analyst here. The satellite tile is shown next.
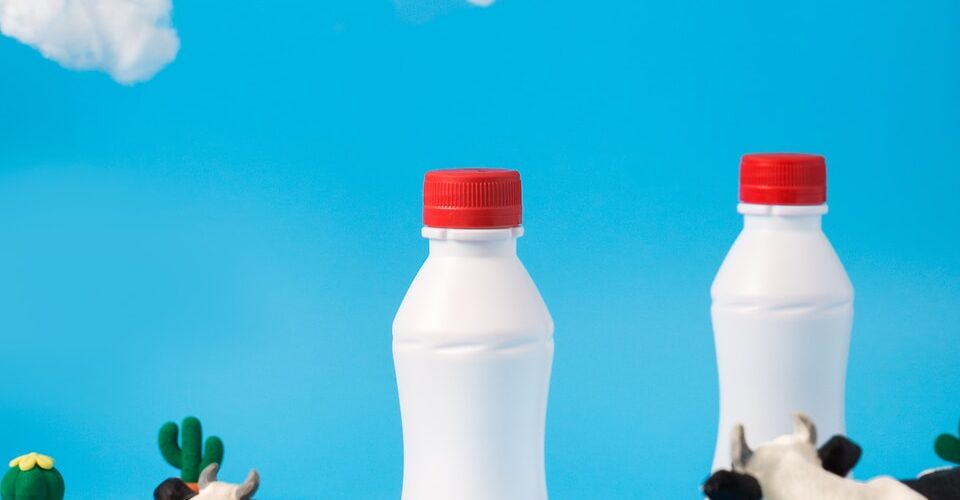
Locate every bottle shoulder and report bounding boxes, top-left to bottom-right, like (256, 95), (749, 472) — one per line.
(393, 255), (554, 340)
(712, 228), (853, 303)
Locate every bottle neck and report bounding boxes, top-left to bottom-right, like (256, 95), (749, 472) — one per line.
(423, 226), (522, 258)
(738, 203), (827, 231)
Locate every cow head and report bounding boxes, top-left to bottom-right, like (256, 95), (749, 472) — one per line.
(704, 413), (864, 500)
(731, 413), (820, 476)
(194, 463), (259, 500)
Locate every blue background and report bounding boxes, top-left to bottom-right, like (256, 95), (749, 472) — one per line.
(1, 0), (959, 498)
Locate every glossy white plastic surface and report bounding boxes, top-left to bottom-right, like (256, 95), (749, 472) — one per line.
(393, 226), (554, 500)
(711, 203), (854, 471)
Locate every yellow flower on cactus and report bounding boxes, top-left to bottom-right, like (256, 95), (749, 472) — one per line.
(8, 453), (55, 472)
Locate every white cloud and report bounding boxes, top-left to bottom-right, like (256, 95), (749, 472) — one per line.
(0, 0), (180, 84)
(467, 0), (495, 6)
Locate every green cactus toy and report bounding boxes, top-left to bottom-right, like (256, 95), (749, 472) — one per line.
(935, 418), (960, 465)
(0, 453), (65, 500)
(159, 416), (224, 486)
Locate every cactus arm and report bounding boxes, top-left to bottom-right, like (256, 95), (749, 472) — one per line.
(158, 422), (183, 469)
(935, 433), (960, 464)
(933, 418), (960, 465)
(200, 436), (224, 472)
(180, 417), (203, 482)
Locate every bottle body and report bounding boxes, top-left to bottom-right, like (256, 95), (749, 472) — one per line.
(711, 204), (853, 470)
(394, 227), (554, 500)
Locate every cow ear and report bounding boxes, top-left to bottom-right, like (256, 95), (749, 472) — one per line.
(792, 413), (818, 446)
(818, 435), (862, 477)
(730, 424), (753, 470)
(702, 470), (763, 500)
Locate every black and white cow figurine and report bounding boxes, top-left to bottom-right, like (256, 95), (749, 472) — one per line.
(155, 464), (259, 500)
(703, 413), (937, 500)
(703, 432), (862, 500)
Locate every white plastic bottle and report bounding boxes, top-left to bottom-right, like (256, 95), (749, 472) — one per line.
(393, 169), (554, 500)
(711, 153), (854, 470)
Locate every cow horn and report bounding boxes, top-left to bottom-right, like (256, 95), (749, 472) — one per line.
(235, 469), (259, 500)
(730, 424), (753, 470)
(198, 463), (219, 490)
(793, 413), (817, 446)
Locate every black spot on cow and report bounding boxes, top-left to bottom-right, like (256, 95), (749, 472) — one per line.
(818, 435), (863, 477)
(902, 467), (960, 500)
(703, 469), (763, 500)
(154, 478), (197, 500)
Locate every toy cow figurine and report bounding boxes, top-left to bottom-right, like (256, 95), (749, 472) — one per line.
(155, 464), (258, 500)
(704, 413), (922, 500)
(703, 413), (960, 500)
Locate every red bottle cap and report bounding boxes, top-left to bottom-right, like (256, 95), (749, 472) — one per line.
(740, 153), (827, 205)
(423, 168), (522, 229)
